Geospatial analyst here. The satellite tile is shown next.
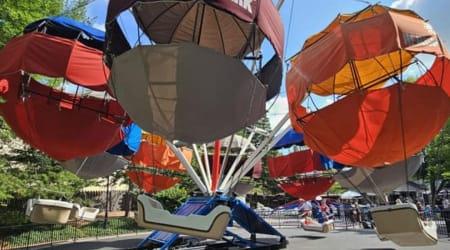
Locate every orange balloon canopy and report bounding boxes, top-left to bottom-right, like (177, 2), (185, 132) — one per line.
(300, 83), (449, 167)
(127, 170), (179, 194)
(131, 133), (191, 172)
(286, 5), (450, 167)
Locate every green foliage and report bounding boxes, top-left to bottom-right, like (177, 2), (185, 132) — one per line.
(328, 182), (346, 195)
(0, 147), (93, 201)
(154, 185), (189, 212)
(0, 0), (93, 216)
(0, 0), (89, 48)
(423, 120), (450, 205)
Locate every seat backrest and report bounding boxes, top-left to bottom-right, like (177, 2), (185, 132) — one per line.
(138, 194), (164, 210)
(371, 204), (422, 234)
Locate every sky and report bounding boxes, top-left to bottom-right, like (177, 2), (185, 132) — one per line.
(86, 0), (450, 128)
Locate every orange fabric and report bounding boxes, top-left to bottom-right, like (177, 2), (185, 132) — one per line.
(0, 32), (109, 91)
(417, 56), (450, 97)
(300, 84), (450, 167)
(0, 74), (123, 160)
(131, 135), (191, 172)
(127, 171), (179, 194)
(287, 4), (444, 119)
(279, 178), (334, 200)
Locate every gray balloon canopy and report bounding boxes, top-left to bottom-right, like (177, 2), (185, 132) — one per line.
(61, 152), (128, 179)
(334, 154), (424, 194)
(109, 43), (266, 144)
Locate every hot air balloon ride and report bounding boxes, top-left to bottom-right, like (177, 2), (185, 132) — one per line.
(127, 132), (192, 194)
(102, 0), (292, 248)
(105, 0), (284, 144)
(287, 4), (450, 168)
(286, 4), (448, 246)
(0, 16), (126, 161)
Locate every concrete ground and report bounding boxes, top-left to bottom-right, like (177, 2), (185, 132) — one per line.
(39, 227), (450, 250)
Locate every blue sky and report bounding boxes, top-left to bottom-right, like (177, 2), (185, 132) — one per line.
(86, 0), (450, 128)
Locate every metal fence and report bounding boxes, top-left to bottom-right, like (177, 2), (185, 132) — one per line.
(254, 209), (450, 237)
(0, 210), (449, 249)
(0, 217), (147, 250)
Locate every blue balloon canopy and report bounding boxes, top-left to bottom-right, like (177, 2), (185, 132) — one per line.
(24, 16), (105, 50)
(108, 123), (142, 156)
(272, 128), (304, 150)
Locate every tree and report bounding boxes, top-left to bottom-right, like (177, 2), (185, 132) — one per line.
(0, 0), (92, 205)
(0, 0), (89, 47)
(424, 121), (450, 206)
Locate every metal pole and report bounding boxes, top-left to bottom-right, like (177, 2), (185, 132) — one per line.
(224, 114), (290, 192)
(166, 141), (209, 194)
(202, 144), (212, 191)
(219, 130), (256, 190)
(192, 144), (209, 190)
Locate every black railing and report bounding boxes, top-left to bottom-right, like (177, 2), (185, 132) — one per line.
(0, 217), (147, 250)
(0, 210), (449, 249)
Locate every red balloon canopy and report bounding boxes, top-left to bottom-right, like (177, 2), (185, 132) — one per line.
(0, 74), (123, 160)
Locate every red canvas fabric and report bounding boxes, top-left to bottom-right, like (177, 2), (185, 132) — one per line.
(417, 56), (450, 96)
(0, 33), (109, 91)
(301, 84), (450, 167)
(287, 5), (446, 128)
(131, 134), (190, 172)
(0, 74), (123, 160)
(279, 178), (335, 200)
(268, 150), (324, 178)
(127, 171), (179, 194)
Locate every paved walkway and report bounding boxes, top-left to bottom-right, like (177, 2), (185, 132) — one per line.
(40, 228), (450, 250)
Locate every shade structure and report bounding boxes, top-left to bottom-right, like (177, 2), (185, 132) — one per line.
(300, 83), (449, 167)
(108, 123), (142, 156)
(0, 74), (123, 160)
(127, 171), (179, 194)
(105, 0), (284, 61)
(279, 178), (335, 200)
(131, 133), (192, 172)
(287, 4), (445, 100)
(0, 32), (109, 92)
(61, 152), (128, 179)
(24, 16), (105, 50)
(109, 43), (266, 143)
(334, 154), (424, 194)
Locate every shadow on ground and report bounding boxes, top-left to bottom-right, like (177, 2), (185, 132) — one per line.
(288, 235), (326, 240)
(40, 238), (142, 250)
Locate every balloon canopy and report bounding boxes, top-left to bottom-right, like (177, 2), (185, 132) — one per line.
(287, 4), (450, 167)
(334, 154), (424, 194)
(127, 170), (180, 194)
(61, 152), (128, 179)
(105, 0), (284, 62)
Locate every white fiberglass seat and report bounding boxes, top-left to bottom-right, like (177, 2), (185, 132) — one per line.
(26, 199), (73, 224)
(300, 218), (334, 233)
(135, 194), (231, 240)
(371, 203), (438, 246)
(69, 204), (99, 222)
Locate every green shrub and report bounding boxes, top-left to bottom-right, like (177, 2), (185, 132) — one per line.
(154, 185), (188, 212)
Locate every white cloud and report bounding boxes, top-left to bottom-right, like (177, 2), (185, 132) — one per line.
(92, 22), (105, 31)
(266, 96), (289, 129)
(391, 0), (417, 9)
